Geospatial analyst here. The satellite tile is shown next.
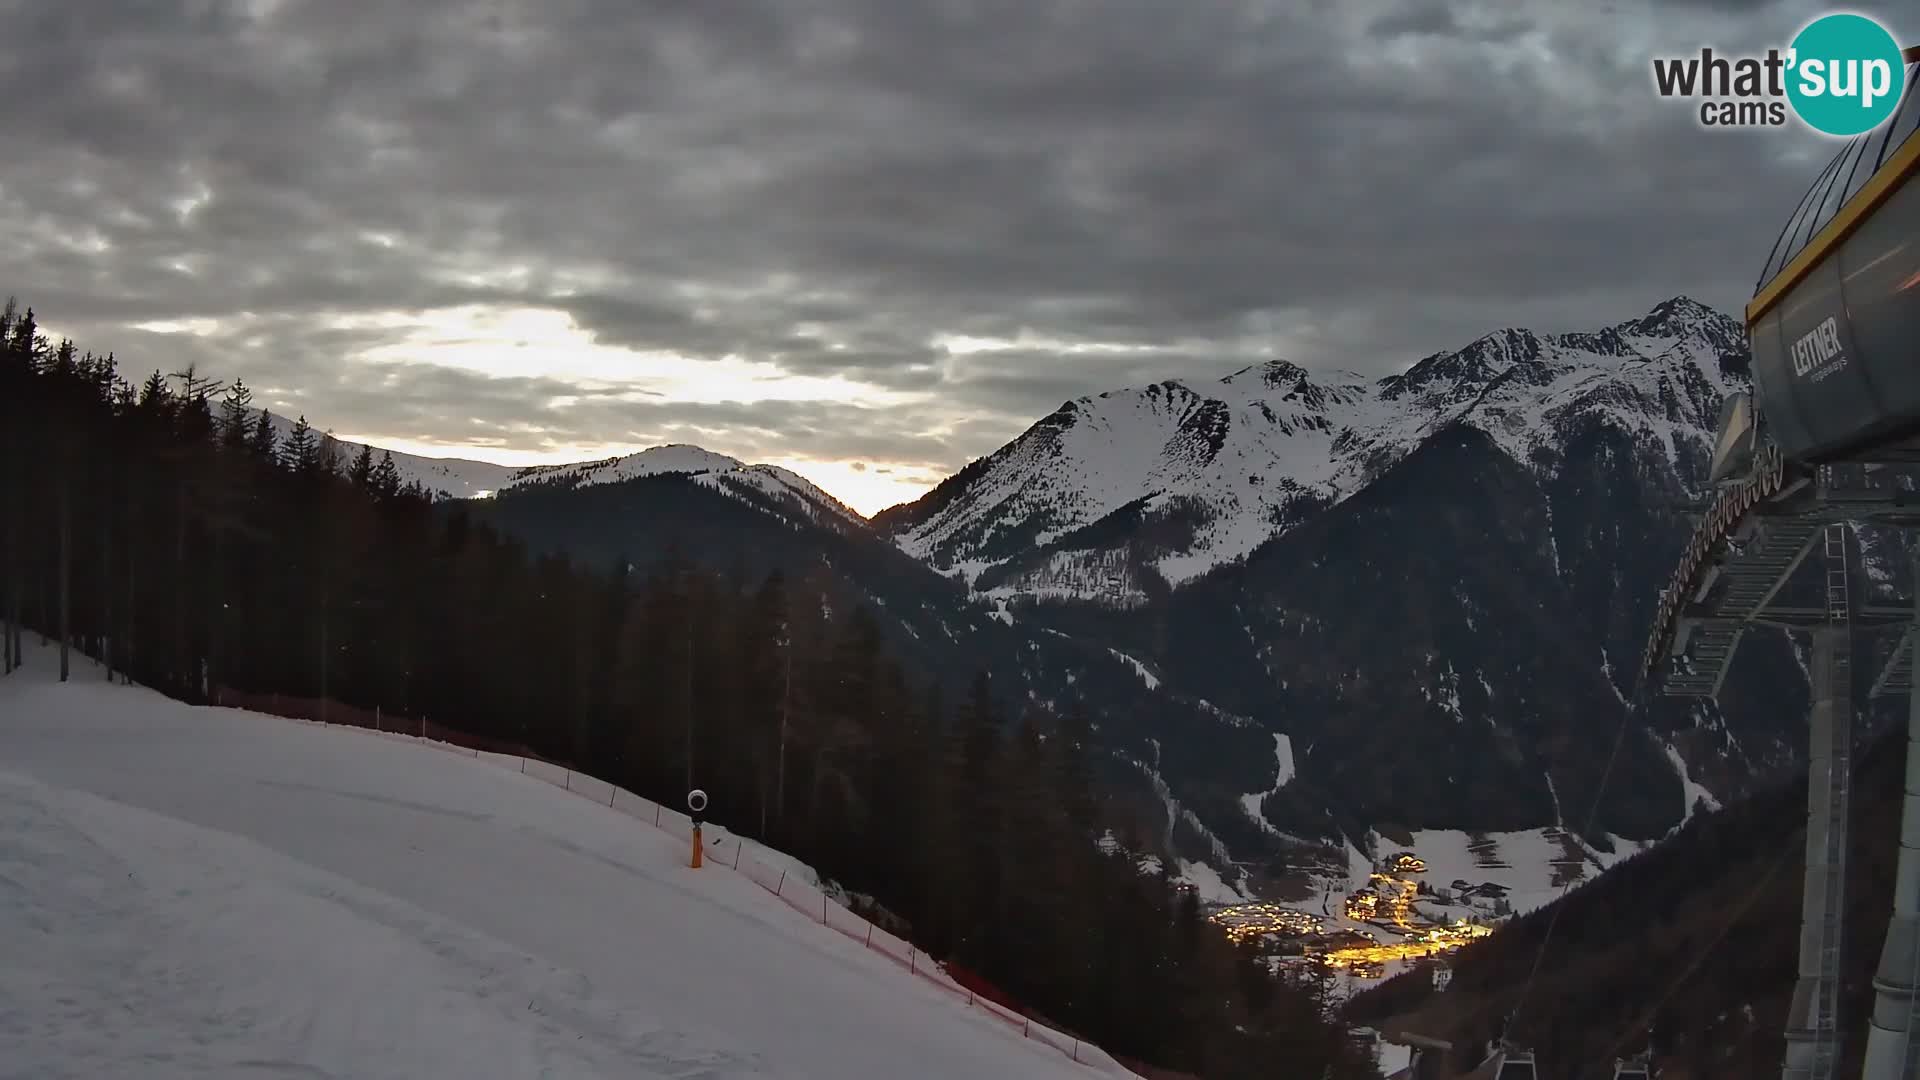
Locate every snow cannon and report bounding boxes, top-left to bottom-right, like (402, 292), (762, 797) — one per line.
(687, 789), (708, 869)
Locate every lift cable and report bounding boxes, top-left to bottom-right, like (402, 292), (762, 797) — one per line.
(1512, 452), (1780, 1053)
(1505, 679), (1643, 1040)
(1585, 833), (1799, 1077)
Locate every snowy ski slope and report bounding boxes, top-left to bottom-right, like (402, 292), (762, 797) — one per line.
(0, 641), (1123, 1079)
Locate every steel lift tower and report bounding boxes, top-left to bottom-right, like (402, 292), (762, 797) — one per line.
(1642, 58), (1920, 1080)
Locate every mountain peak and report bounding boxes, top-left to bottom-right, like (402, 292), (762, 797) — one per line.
(1222, 358), (1309, 389)
(1618, 295), (1737, 340)
(1649, 294), (1720, 320)
(509, 444), (745, 486)
(887, 296), (1749, 594)
(1383, 326), (1543, 400)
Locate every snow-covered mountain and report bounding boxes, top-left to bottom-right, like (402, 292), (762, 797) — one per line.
(253, 411), (863, 531)
(255, 411), (517, 500)
(865, 296), (1851, 903)
(503, 446), (865, 532)
(879, 296), (1747, 604)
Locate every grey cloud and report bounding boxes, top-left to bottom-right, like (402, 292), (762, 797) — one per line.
(1368, 7), (1464, 37)
(4, 0), (1908, 491)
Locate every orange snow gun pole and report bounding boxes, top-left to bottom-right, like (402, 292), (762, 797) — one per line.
(686, 789), (709, 869)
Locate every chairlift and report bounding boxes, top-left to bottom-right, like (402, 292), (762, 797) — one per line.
(1495, 1047), (1538, 1080)
(1476, 1043), (1538, 1080)
(1611, 1050), (1654, 1078)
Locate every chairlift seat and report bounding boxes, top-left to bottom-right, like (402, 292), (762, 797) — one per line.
(1612, 1055), (1653, 1079)
(1494, 1048), (1538, 1080)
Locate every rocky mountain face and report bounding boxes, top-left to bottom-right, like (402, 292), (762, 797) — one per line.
(876, 297), (1750, 601)
(875, 296), (1870, 887)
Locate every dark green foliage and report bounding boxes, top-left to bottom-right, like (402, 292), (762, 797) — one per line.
(1, 303), (1381, 1080)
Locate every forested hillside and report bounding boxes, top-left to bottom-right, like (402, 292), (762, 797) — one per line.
(0, 301), (1382, 1080)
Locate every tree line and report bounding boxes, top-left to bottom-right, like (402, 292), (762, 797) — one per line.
(0, 300), (1383, 1079)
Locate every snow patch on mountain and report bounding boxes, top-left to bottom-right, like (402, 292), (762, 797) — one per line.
(1190, 698), (1254, 729)
(1663, 741), (1722, 824)
(976, 549), (1151, 606)
(1363, 829), (1573, 918)
(1174, 859), (1252, 906)
(1107, 649), (1161, 690)
(1237, 734), (1295, 836)
(692, 465), (865, 530)
(1130, 758), (1235, 868)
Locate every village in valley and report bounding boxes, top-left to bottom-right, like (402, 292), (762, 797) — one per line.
(1205, 850), (1510, 983)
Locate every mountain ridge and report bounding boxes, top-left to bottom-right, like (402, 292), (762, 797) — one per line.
(248, 409), (867, 529)
(877, 294), (1746, 605)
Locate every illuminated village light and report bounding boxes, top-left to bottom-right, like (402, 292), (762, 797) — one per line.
(1206, 853), (1506, 971)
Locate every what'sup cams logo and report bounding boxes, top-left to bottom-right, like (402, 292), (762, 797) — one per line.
(1651, 12), (1911, 136)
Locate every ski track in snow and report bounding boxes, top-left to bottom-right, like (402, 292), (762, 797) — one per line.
(1237, 734), (1295, 835)
(0, 644), (1118, 1080)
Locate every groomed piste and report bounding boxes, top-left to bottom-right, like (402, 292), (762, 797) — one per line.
(0, 639), (1131, 1079)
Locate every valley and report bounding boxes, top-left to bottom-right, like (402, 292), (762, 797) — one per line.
(240, 295), (1850, 923)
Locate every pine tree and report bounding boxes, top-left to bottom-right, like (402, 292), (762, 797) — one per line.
(138, 369), (171, 410)
(1054, 702), (1098, 835)
(219, 379), (254, 449)
(316, 433), (344, 479)
(371, 451), (401, 498)
(947, 669), (1003, 968)
(349, 443), (375, 490)
(281, 415), (316, 474)
(249, 409), (278, 460)
(10, 307), (41, 369)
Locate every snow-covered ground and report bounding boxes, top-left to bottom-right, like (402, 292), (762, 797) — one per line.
(1662, 740), (1724, 826)
(1368, 827), (1649, 919)
(1173, 859), (1250, 906)
(1281, 824), (1659, 997)
(0, 642), (1119, 1079)
(1334, 827), (1655, 926)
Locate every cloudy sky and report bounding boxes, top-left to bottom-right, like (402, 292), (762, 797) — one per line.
(3, 0), (1904, 514)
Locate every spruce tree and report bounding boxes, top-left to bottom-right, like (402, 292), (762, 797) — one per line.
(349, 443), (376, 490)
(219, 379), (254, 449)
(371, 451), (401, 498)
(249, 409), (278, 460)
(282, 415), (316, 474)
